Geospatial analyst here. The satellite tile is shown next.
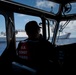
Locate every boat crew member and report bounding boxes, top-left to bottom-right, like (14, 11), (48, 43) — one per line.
(17, 21), (54, 75)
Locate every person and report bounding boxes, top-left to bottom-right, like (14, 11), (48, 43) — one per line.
(16, 21), (54, 75)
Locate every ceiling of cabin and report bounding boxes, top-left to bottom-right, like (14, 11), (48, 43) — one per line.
(11, 0), (76, 15)
(1, 0), (76, 15)
(11, 0), (60, 14)
(48, 0), (76, 4)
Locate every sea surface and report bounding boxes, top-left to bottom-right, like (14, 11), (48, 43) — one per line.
(0, 37), (76, 56)
(0, 37), (26, 56)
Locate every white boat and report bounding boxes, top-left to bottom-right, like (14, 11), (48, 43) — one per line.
(57, 32), (71, 39)
(0, 31), (28, 38)
(0, 30), (71, 40)
(15, 31), (28, 38)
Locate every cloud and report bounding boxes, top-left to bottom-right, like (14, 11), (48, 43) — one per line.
(71, 3), (76, 8)
(17, 14), (25, 17)
(70, 21), (76, 30)
(60, 21), (76, 33)
(36, 0), (55, 8)
(24, 18), (30, 23)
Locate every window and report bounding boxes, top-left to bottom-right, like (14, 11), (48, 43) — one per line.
(62, 2), (76, 15)
(56, 20), (76, 45)
(12, 0), (59, 14)
(0, 15), (6, 56)
(45, 19), (56, 42)
(14, 13), (42, 48)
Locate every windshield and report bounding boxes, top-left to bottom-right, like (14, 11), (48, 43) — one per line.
(56, 20), (76, 45)
(62, 2), (76, 15)
(12, 0), (59, 14)
(11, 0), (76, 45)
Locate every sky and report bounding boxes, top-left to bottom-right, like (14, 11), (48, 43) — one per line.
(0, 0), (76, 37)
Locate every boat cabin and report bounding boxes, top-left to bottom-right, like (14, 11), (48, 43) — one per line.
(0, 0), (76, 75)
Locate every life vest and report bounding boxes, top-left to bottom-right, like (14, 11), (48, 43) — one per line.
(17, 40), (31, 61)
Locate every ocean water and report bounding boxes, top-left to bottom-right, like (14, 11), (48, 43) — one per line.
(56, 38), (76, 45)
(0, 37), (26, 56)
(0, 37), (76, 56)
(0, 42), (7, 56)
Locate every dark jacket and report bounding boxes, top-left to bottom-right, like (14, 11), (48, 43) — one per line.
(17, 34), (54, 74)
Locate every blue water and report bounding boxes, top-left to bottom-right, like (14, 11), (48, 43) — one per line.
(56, 38), (76, 45)
(0, 37), (76, 56)
(0, 37), (26, 56)
(0, 42), (6, 56)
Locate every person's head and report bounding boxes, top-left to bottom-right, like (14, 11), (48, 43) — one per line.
(25, 21), (41, 39)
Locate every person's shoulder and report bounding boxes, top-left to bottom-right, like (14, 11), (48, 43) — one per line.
(18, 38), (28, 44)
(40, 36), (50, 43)
(42, 38), (55, 46)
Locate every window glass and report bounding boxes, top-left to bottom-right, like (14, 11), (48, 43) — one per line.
(45, 19), (56, 42)
(0, 15), (6, 56)
(56, 20), (76, 45)
(62, 2), (76, 15)
(14, 13), (42, 48)
(12, 0), (59, 14)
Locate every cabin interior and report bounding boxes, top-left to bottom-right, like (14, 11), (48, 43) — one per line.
(0, 0), (76, 75)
